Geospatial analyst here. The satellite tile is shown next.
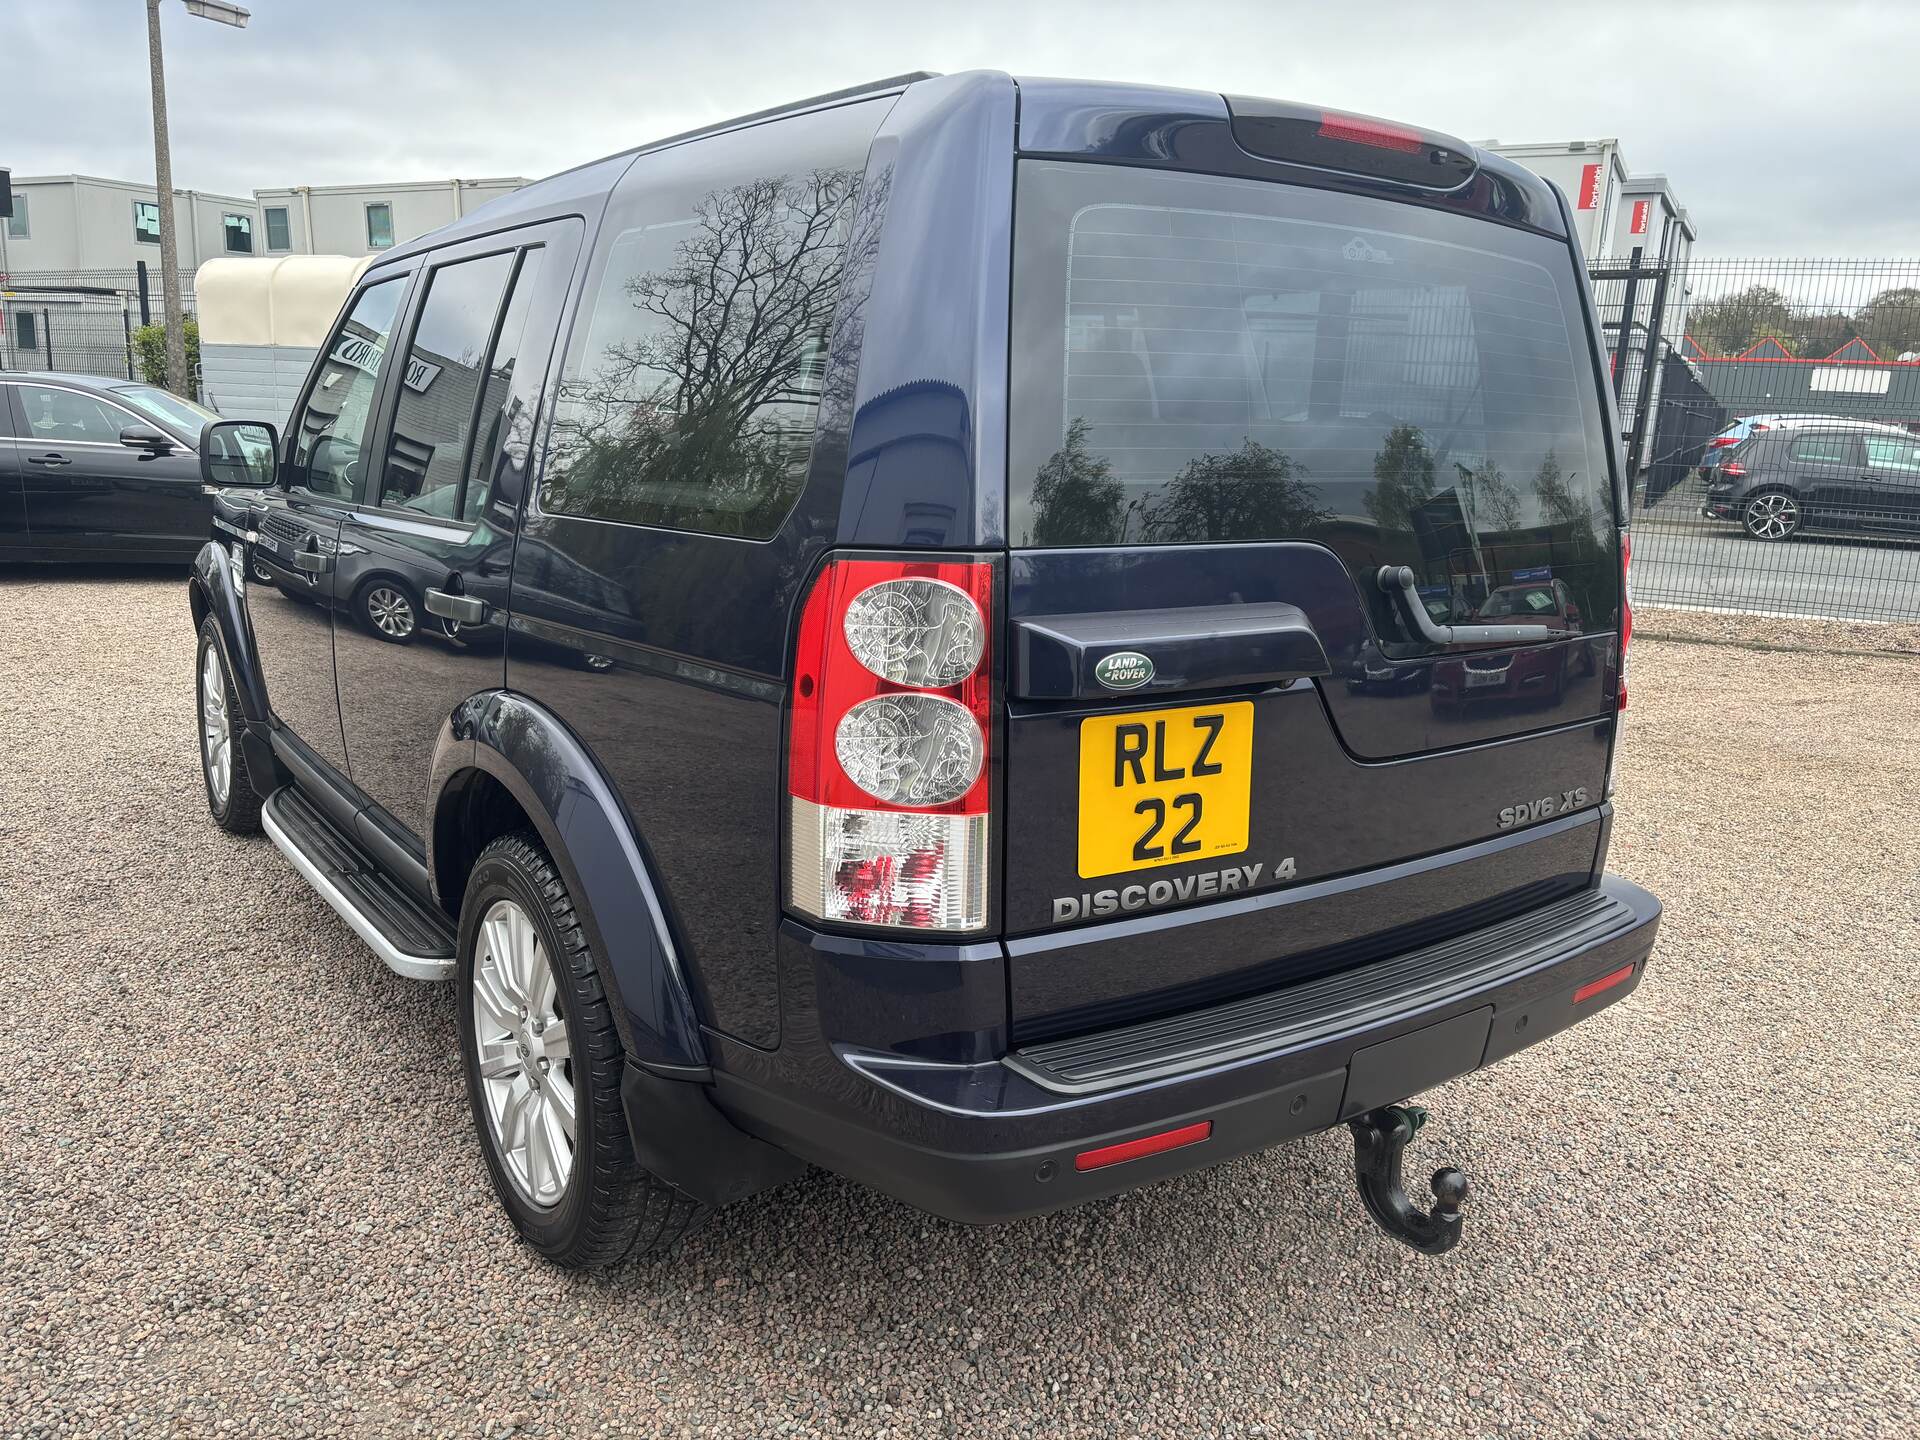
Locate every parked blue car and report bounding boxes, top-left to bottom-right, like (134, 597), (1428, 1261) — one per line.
(188, 72), (1658, 1267)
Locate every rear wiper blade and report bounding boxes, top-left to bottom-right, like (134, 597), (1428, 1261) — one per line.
(1375, 566), (1555, 647)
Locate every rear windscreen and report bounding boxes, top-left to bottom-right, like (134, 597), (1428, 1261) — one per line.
(1009, 160), (1622, 642)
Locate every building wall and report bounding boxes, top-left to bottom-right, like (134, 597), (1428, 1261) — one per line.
(1, 175), (260, 277)
(1483, 142), (1627, 260)
(253, 179), (529, 257)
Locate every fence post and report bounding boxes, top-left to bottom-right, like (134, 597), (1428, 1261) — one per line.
(1610, 245), (1643, 409)
(1623, 262), (1672, 490)
(42, 307), (52, 371)
(136, 260), (152, 327)
(123, 303), (136, 380)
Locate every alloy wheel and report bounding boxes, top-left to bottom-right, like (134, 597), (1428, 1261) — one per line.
(471, 899), (576, 1209)
(199, 645), (231, 811)
(366, 585), (416, 639)
(1744, 492), (1799, 540)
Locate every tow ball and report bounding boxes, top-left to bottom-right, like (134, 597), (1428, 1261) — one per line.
(1347, 1104), (1470, 1255)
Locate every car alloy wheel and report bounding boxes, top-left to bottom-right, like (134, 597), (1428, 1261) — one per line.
(199, 644), (231, 812)
(470, 898), (576, 1209)
(1743, 491), (1800, 541)
(364, 584), (416, 640)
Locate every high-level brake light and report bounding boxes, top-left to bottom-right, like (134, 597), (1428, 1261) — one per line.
(788, 559), (994, 931)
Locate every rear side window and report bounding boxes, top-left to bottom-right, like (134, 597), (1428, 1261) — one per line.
(1790, 433), (1864, 465)
(1009, 161), (1622, 635)
(538, 98), (888, 539)
(1863, 436), (1920, 471)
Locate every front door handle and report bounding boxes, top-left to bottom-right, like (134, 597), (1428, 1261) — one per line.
(425, 588), (490, 624)
(292, 548), (332, 576)
(25, 453), (72, 467)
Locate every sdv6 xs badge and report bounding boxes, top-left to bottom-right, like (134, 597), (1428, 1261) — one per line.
(1497, 787), (1589, 829)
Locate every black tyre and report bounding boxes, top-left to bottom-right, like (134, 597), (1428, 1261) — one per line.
(456, 831), (704, 1268)
(355, 577), (419, 644)
(195, 618), (263, 835)
(1742, 490), (1801, 542)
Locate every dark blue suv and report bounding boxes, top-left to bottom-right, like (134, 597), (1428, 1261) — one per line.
(188, 72), (1660, 1267)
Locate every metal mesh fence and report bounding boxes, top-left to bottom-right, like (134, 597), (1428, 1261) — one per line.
(1594, 254), (1920, 624)
(0, 268), (197, 386)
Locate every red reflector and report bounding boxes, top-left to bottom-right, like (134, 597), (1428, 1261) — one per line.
(1317, 115), (1425, 154)
(1573, 964), (1636, 1005)
(1074, 1121), (1213, 1172)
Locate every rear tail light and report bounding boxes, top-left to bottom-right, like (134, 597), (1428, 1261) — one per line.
(788, 558), (994, 932)
(1720, 461), (1747, 479)
(1573, 963), (1636, 1005)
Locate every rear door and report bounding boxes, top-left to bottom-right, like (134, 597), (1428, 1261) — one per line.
(245, 271), (413, 776)
(0, 385), (25, 551)
(333, 220), (579, 841)
(1004, 159), (1622, 1036)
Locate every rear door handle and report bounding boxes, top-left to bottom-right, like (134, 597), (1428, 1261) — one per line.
(25, 453), (71, 466)
(292, 548), (332, 575)
(425, 588), (490, 624)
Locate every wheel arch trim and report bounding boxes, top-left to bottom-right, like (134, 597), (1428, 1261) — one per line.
(427, 690), (708, 1072)
(188, 539), (271, 726)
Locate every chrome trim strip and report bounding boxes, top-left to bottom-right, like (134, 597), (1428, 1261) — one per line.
(262, 801), (455, 983)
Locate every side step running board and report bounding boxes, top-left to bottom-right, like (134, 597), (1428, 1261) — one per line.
(261, 787), (457, 982)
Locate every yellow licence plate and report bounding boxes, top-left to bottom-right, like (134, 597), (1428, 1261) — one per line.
(1077, 703), (1254, 879)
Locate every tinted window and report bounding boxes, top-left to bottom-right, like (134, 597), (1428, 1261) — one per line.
(15, 311), (36, 351)
(1790, 433), (1863, 465)
(224, 213), (253, 254)
(15, 385), (131, 444)
(1009, 161), (1622, 636)
(1864, 435), (1920, 472)
(134, 201), (160, 245)
(290, 277), (406, 498)
(366, 203), (394, 250)
(379, 250), (516, 515)
(113, 385), (218, 440)
(6, 195), (26, 240)
(461, 248), (547, 523)
(538, 107), (878, 539)
(265, 206), (291, 251)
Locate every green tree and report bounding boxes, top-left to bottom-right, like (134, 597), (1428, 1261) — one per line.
(1364, 423), (1437, 532)
(1026, 417), (1127, 544)
(1455, 458), (1522, 532)
(131, 318), (200, 392)
(1686, 285), (1794, 356)
(1853, 286), (1920, 359)
(1140, 437), (1327, 543)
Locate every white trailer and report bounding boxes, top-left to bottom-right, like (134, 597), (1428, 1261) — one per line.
(194, 254), (374, 425)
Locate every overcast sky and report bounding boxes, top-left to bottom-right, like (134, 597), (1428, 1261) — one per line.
(6, 0), (1914, 256)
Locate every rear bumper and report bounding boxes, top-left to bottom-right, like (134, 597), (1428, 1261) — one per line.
(713, 874), (1660, 1224)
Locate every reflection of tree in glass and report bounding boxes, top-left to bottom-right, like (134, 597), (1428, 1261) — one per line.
(1453, 458), (1522, 532)
(1027, 418), (1127, 545)
(544, 168), (860, 537)
(1141, 437), (1328, 544)
(1364, 423), (1437, 532)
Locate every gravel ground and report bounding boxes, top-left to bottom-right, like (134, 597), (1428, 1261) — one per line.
(2, 570), (1916, 1439)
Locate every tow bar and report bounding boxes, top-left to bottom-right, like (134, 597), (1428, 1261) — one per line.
(1347, 1104), (1469, 1255)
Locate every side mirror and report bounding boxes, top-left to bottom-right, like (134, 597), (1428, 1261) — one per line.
(200, 419), (279, 489)
(119, 423), (173, 452)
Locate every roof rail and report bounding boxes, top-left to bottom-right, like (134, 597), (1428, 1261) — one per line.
(621, 71), (938, 163)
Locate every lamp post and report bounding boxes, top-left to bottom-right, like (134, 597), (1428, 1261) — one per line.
(145, 0), (249, 396)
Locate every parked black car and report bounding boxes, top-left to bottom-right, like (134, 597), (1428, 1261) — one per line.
(0, 372), (220, 563)
(188, 72), (1660, 1269)
(1704, 421), (1920, 540)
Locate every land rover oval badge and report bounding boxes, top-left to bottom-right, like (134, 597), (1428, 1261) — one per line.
(1094, 651), (1155, 691)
